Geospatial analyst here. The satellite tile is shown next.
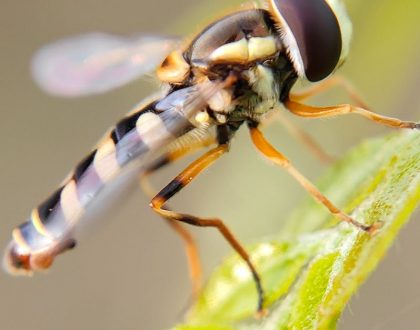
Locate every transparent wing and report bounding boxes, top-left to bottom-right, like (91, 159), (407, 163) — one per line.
(31, 33), (181, 97)
(96, 80), (226, 171)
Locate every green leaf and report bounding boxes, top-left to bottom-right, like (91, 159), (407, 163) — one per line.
(176, 131), (420, 329)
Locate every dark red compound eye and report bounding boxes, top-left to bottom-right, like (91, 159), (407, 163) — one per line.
(269, 0), (342, 81)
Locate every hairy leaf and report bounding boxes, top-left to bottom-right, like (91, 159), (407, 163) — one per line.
(176, 131), (420, 329)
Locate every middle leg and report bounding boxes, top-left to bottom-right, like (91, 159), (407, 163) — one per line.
(290, 74), (370, 109)
(150, 144), (266, 314)
(274, 110), (335, 163)
(140, 136), (216, 298)
(249, 124), (382, 233)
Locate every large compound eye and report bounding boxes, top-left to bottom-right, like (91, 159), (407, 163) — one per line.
(269, 0), (342, 82)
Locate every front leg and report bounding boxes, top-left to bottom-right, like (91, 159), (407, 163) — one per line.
(284, 98), (418, 130)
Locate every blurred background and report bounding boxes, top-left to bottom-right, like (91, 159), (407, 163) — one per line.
(0, 0), (419, 329)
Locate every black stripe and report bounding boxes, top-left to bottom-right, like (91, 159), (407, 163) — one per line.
(115, 112), (142, 141)
(110, 129), (118, 144)
(114, 126), (148, 166)
(17, 221), (50, 249)
(41, 206), (69, 238)
(38, 186), (65, 224)
(157, 178), (184, 201)
(73, 150), (97, 182)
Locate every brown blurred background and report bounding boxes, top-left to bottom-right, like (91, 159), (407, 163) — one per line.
(0, 0), (419, 329)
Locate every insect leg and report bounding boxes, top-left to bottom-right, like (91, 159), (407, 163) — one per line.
(284, 98), (419, 129)
(249, 125), (382, 234)
(290, 74), (369, 109)
(150, 145), (265, 314)
(140, 137), (216, 298)
(142, 136), (216, 180)
(274, 111), (335, 163)
(278, 75), (377, 162)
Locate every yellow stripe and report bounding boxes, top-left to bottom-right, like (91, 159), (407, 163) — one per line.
(136, 112), (173, 148)
(31, 208), (54, 239)
(61, 180), (85, 224)
(94, 138), (120, 182)
(12, 228), (31, 252)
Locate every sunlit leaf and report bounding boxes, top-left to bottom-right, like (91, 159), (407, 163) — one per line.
(175, 131), (420, 329)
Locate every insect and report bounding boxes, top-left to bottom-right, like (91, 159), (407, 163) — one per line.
(4, 0), (418, 314)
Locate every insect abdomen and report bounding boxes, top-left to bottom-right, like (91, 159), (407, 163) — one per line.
(3, 93), (196, 275)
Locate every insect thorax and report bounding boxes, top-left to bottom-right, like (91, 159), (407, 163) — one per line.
(158, 9), (298, 126)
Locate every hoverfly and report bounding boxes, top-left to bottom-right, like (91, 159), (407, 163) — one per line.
(4, 0), (418, 314)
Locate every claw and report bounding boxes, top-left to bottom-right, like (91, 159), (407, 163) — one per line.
(255, 307), (268, 320)
(365, 221), (384, 236)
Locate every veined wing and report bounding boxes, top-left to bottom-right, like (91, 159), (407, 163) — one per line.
(31, 33), (181, 97)
(4, 79), (226, 275)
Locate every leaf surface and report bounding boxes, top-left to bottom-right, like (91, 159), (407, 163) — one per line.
(176, 131), (420, 329)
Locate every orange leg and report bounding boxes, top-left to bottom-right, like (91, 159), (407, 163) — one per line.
(290, 74), (370, 109)
(249, 126), (382, 233)
(150, 145), (265, 314)
(277, 75), (380, 163)
(140, 137), (216, 299)
(275, 111), (335, 163)
(284, 98), (419, 129)
(143, 136), (216, 177)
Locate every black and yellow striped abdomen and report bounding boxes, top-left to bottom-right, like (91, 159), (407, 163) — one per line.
(3, 86), (202, 275)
